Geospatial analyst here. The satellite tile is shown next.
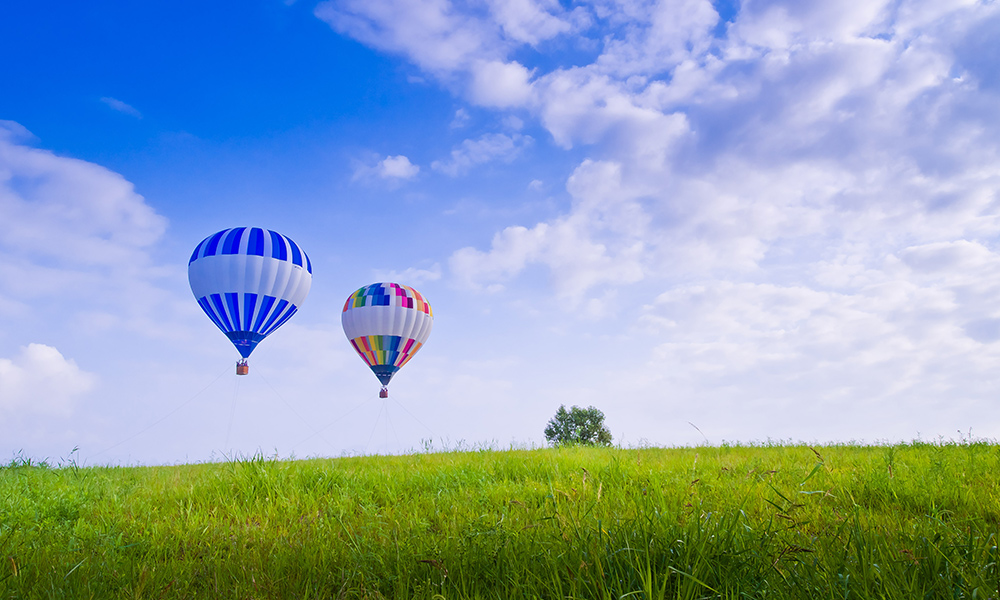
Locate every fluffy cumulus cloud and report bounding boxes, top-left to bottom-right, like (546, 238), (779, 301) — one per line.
(352, 153), (422, 186)
(321, 0), (1000, 440)
(468, 60), (535, 108)
(451, 160), (646, 303)
(394, 0), (1000, 304)
(0, 121), (166, 267)
(431, 132), (533, 176)
(0, 121), (181, 343)
(592, 0), (720, 76)
(377, 155), (420, 180)
(0, 344), (97, 417)
(315, 0), (498, 74)
(484, 0), (577, 45)
(315, 0), (578, 74)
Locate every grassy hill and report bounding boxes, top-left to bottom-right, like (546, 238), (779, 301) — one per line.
(2, 442), (999, 599)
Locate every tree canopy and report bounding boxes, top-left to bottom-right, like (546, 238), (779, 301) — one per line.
(544, 405), (612, 447)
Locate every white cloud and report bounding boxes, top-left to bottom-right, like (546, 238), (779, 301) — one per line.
(628, 275), (1000, 442)
(321, 0), (1000, 308)
(315, 0), (582, 109)
(503, 115), (524, 130)
(371, 263), (443, 286)
(315, 0), (501, 74)
(450, 224), (548, 292)
(377, 155), (420, 180)
(484, 0), (575, 46)
(352, 153), (421, 184)
(450, 160), (646, 303)
(316, 0), (580, 76)
(469, 60), (535, 108)
(450, 220), (645, 304)
(99, 97), (142, 118)
(0, 121), (167, 267)
(0, 121), (185, 349)
(595, 0), (720, 76)
(431, 132), (533, 176)
(536, 68), (691, 164)
(450, 107), (471, 128)
(637, 251), (999, 384)
(0, 344), (97, 416)
(898, 240), (995, 274)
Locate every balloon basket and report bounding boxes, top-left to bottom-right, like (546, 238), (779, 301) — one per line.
(236, 360), (249, 376)
(379, 387), (388, 399)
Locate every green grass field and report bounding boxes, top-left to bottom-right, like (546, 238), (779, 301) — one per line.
(2, 441), (999, 599)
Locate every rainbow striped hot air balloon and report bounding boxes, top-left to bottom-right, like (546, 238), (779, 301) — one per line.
(189, 227), (312, 374)
(342, 283), (433, 396)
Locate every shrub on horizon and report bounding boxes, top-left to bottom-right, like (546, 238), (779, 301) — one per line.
(544, 405), (613, 447)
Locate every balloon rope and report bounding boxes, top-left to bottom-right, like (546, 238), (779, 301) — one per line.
(288, 393), (376, 453)
(389, 395), (438, 442)
(224, 374), (241, 450)
(255, 370), (339, 454)
(364, 399), (387, 456)
(90, 365), (232, 461)
(384, 400), (401, 452)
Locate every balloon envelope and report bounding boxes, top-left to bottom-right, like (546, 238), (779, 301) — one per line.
(189, 227), (312, 358)
(342, 282), (433, 386)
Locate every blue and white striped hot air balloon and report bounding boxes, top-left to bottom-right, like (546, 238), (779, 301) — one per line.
(188, 227), (312, 373)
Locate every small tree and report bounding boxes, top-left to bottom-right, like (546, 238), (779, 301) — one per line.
(544, 405), (612, 447)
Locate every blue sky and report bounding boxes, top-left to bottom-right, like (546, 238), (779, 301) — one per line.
(2, 0), (1000, 465)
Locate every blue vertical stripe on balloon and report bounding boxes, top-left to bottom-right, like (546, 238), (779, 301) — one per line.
(388, 336), (401, 365)
(305, 253), (312, 274)
(287, 237), (303, 267)
(252, 295), (277, 333)
(197, 296), (226, 332)
(210, 294), (234, 331)
(204, 229), (228, 257)
(269, 230), (287, 260)
(263, 305), (298, 336)
(222, 227), (246, 254)
(225, 293), (241, 331)
(243, 293), (258, 331)
(260, 299), (289, 333)
(189, 238), (207, 264)
(248, 228), (265, 256)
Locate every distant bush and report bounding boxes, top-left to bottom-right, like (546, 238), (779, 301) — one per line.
(544, 404), (612, 447)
